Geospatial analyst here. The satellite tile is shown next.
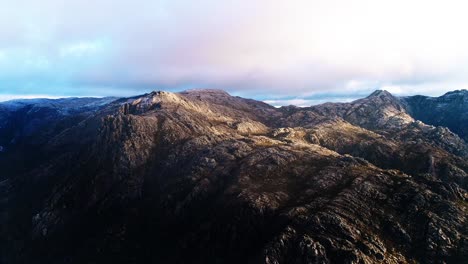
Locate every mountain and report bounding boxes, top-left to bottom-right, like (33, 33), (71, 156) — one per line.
(0, 97), (117, 179)
(0, 90), (466, 264)
(401, 90), (468, 142)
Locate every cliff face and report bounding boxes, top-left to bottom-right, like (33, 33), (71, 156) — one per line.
(401, 90), (468, 142)
(0, 90), (466, 264)
(0, 97), (117, 180)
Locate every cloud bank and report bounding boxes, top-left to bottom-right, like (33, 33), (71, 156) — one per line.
(1, 0), (468, 104)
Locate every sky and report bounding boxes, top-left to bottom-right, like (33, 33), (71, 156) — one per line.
(1, 0), (468, 105)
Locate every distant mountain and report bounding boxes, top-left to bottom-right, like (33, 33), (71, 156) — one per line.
(0, 90), (466, 264)
(0, 97), (117, 179)
(401, 90), (468, 141)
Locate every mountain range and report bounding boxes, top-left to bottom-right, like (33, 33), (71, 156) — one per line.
(0, 89), (467, 263)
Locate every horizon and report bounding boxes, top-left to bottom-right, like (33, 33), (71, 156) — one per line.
(1, 88), (466, 107)
(2, 1), (468, 105)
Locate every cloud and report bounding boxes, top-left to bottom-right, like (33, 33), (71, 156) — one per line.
(0, 94), (66, 102)
(59, 40), (105, 58)
(264, 97), (357, 107)
(1, 0), (468, 101)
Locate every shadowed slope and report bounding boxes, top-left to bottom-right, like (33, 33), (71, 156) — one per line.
(0, 89), (466, 264)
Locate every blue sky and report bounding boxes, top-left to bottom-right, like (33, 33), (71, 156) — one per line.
(1, 0), (468, 105)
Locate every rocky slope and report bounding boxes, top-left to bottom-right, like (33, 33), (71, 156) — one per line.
(401, 90), (468, 142)
(0, 90), (466, 264)
(0, 97), (117, 180)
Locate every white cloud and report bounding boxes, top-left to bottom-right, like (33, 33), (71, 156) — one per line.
(59, 40), (105, 58)
(0, 94), (66, 102)
(381, 81), (468, 96)
(264, 97), (356, 107)
(1, 0), (468, 98)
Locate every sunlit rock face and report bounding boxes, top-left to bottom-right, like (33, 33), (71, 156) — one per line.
(0, 90), (467, 264)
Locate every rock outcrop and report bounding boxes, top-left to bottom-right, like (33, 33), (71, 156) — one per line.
(401, 90), (468, 142)
(0, 90), (466, 264)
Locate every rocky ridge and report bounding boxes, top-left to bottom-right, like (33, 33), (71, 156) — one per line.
(0, 89), (466, 263)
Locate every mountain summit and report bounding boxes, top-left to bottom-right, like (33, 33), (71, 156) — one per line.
(367, 89), (393, 98)
(0, 90), (467, 263)
(402, 89), (468, 141)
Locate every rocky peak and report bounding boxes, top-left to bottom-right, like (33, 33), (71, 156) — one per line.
(118, 91), (191, 114)
(443, 89), (468, 97)
(442, 89), (468, 104)
(368, 89), (393, 98)
(353, 90), (412, 129)
(179, 89), (232, 103)
(401, 89), (468, 141)
(181, 88), (231, 96)
(365, 90), (401, 105)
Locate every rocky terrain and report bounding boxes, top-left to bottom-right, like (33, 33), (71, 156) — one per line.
(401, 90), (468, 142)
(0, 89), (466, 263)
